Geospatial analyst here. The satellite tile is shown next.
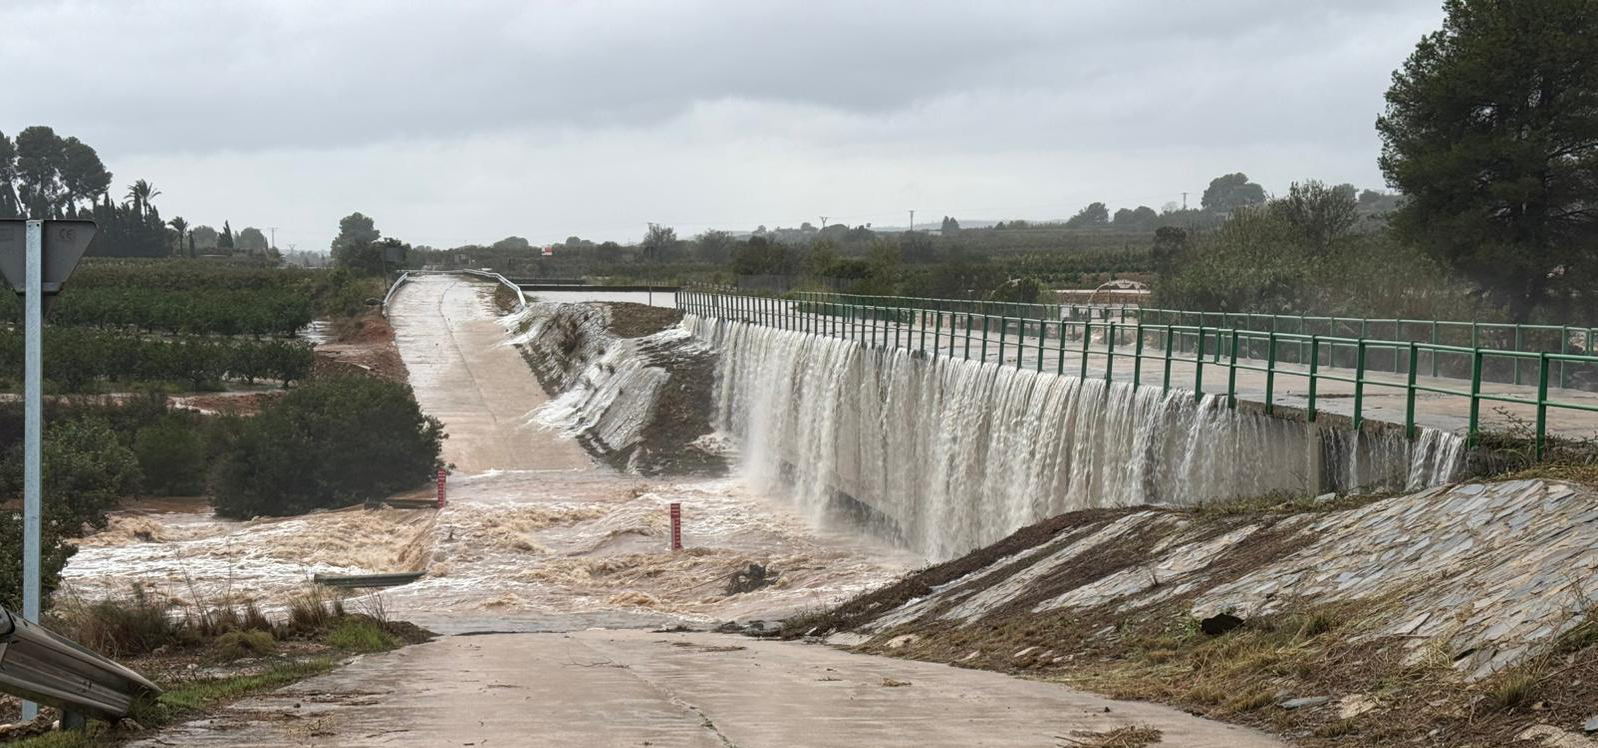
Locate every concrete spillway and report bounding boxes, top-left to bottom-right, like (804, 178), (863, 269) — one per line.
(692, 316), (1466, 560)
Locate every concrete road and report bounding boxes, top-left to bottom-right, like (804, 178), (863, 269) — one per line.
(131, 630), (1287, 747)
(388, 274), (592, 473)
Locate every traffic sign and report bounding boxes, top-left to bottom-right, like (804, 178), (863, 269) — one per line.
(0, 219), (97, 303)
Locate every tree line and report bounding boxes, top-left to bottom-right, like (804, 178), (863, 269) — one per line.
(0, 328), (314, 391)
(3, 287), (314, 337)
(0, 126), (278, 259)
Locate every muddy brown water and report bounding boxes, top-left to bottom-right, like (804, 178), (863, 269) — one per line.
(62, 275), (916, 633)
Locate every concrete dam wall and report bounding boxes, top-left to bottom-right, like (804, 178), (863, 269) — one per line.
(690, 316), (1466, 560)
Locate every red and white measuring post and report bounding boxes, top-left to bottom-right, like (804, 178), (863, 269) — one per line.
(436, 469), (448, 508)
(669, 502), (682, 551)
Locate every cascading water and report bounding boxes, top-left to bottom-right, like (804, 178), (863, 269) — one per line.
(691, 316), (1466, 560)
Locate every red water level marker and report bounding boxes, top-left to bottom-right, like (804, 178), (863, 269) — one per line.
(436, 469), (447, 508)
(670, 503), (682, 551)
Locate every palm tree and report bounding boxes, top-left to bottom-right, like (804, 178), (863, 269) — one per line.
(125, 179), (160, 216)
(168, 216), (189, 257)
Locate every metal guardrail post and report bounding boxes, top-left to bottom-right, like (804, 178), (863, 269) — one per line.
(1353, 339), (1367, 430)
(981, 316), (989, 362)
(1537, 352), (1549, 459)
(1308, 336), (1321, 421)
(1057, 321), (1067, 375)
(1468, 349), (1484, 445)
(1227, 329), (1239, 408)
(1105, 322), (1116, 382)
(1034, 317), (1044, 371)
(1514, 326), (1524, 385)
(1406, 341), (1420, 439)
(1079, 320), (1091, 379)
(1163, 324), (1173, 393)
(1133, 324), (1145, 388)
(1264, 332), (1277, 415)
(1194, 327), (1206, 401)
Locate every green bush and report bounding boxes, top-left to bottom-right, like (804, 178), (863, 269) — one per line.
(135, 415), (209, 496)
(0, 417), (140, 609)
(211, 376), (444, 519)
(214, 629), (277, 660)
(328, 618), (396, 653)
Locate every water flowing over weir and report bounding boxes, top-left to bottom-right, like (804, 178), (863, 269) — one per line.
(690, 316), (1466, 560)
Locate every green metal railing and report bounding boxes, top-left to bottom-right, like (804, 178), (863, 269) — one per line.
(794, 291), (1598, 391)
(679, 289), (1598, 459)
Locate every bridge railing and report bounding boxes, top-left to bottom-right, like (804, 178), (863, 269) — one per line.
(791, 291), (1598, 391)
(679, 289), (1598, 459)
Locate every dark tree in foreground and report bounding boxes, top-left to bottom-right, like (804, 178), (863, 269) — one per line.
(212, 376), (444, 519)
(1378, 0), (1598, 321)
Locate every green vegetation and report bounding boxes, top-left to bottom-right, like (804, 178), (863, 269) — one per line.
(0, 328), (314, 392)
(212, 375), (444, 519)
(1377, 0), (1598, 323)
(4, 587), (423, 748)
(8, 287), (314, 337)
(0, 416), (139, 610)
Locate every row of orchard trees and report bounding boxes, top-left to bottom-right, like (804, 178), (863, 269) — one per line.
(0, 328), (314, 392)
(0, 287), (314, 337)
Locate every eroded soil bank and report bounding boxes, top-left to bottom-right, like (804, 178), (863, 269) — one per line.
(789, 478), (1598, 747)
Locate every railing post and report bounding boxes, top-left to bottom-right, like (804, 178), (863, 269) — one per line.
(1405, 341), (1419, 439)
(1035, 316), (1044, 372)
(1308, 336), (1320, 421)
(1536, 352), (1549, 460)
(1163, 324), (1173, 393)
(933, 311), (942, 361)
(1353, 339), (1367, 431)
(1105, 322), (1116, 382)
(1194, 327), (1206, 401)
(1080, 320), (1091, 379)
(1226, 329), (1239, 408)
(1264, 332), (1277, 415)
(1468, 349), (1483, 446)
(1133, 324), (1144, 388)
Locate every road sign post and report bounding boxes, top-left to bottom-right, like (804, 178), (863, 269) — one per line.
(0, 219), (96, 722)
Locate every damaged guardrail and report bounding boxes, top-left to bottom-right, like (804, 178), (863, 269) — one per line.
(459, 269), (527, 311)
(0, 604), (161, 728)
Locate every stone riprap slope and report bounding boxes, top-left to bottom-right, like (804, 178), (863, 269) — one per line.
(509, 301), (726, 476)
(793, 479), (1598, 746)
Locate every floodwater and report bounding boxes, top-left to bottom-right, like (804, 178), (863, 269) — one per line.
(61, 275), (915, 631)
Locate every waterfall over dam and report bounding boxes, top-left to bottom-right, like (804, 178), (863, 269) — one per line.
(690, 315), (1466, 560)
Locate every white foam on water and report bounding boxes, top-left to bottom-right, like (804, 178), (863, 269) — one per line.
(690, 315), (1466, 560)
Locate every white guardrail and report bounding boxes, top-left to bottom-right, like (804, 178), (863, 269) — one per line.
(458, 269), (528, 311)
(380, 270), (527, 317)
(0, 605), (160, 728)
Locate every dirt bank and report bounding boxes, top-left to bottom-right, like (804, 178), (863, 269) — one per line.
(509, 301), (726, 477)
(788, 478), (1598, 747)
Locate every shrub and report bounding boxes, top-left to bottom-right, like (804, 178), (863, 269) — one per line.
(214, 629), (277, 660)
(210, 376), (444, 518)
(135, 415), (209, 496)
(328, 618), (396, 653)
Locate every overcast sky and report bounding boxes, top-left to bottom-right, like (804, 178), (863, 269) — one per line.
(1, 0), (1445, 251)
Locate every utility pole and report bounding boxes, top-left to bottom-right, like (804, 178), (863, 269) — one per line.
(908, 210), (915, 232)
(1181, 193), (1188, 211)
(819, 216), (828, 230)
(267, 226), (278, 251)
